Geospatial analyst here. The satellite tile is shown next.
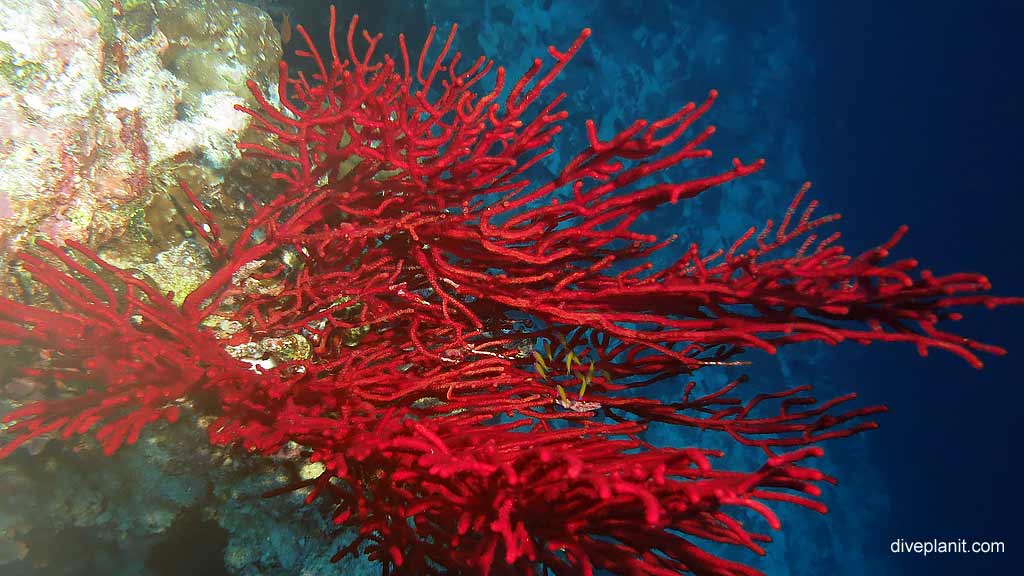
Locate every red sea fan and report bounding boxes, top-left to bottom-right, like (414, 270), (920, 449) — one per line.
(1, 6), (1020, 575)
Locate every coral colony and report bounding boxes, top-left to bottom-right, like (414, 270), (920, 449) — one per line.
(0, 7), (1019, 575)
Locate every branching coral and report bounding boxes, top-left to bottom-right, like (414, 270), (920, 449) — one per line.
(1, 6), (1020, 575)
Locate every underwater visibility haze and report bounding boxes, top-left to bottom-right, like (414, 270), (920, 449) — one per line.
(0, 1), (1021, 575)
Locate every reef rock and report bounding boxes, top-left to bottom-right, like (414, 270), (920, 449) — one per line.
(0, 0), (282, 292)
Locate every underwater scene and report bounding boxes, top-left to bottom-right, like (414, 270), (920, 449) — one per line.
(0, 0), (1020, 574)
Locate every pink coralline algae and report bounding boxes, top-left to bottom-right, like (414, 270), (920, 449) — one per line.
(1, 8), (1020, 575)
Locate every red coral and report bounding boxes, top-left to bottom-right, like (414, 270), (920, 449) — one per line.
(1, 7), (1021, 575)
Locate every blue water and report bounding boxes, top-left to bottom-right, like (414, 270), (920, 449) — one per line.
(798, 1), (1024, 574)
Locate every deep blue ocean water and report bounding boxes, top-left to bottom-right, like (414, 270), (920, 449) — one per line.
(797, 1), (1024, 574)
